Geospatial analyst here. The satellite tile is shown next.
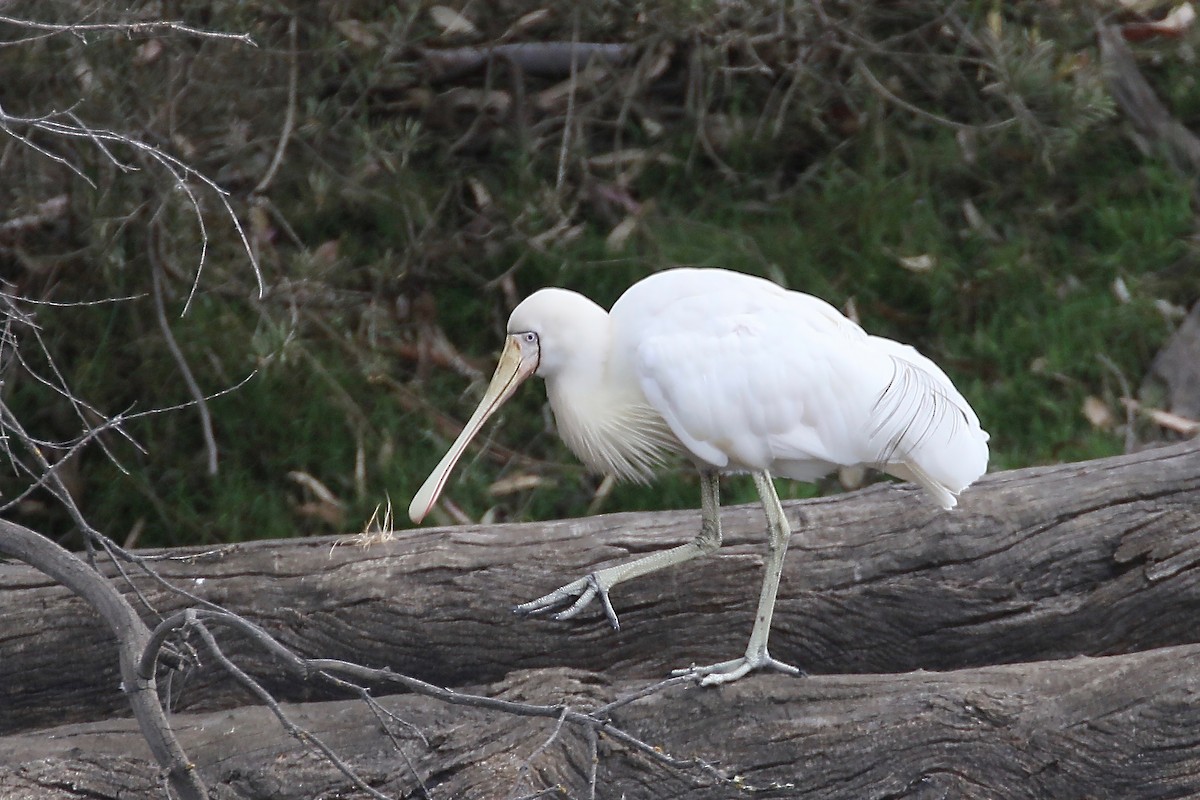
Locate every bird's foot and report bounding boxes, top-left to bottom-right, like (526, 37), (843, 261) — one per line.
(513, 572), (621, 630)
(672, 649), (805, 687)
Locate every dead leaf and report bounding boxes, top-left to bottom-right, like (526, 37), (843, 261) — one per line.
(605, 215), (639, 252)
(313, 239), (340, 267)
(249, 204), (275, 247)
(644, 42), (675, 81)
(1122, 2), (1197, 40)
(1154, 298), (1188, 322)
(533, 65), (607, 112)
(295, 501), (346, 528)
(335, 19), (380, 49)
(288, 471), (344, 507)
(898, 254), (936, 273)
(501, 9), (552, 39)
(529, 220), (585, 252)
(640, 115), (664, 139)
(1146, 407), (1200, 435)
(842, 296), (861, 325)
(1122, 398), (1200, 435)
(839, 464), (866, 491)
(591, 181), (642, 215)
(133, 39), (164, 67)
(1112, 276), (1132, 304)
(962, 199), (1002, 242)
(466, 177), (493, 212)
(586, 474), (616, 516)
(443, 87), (511, 116)
(1083, 395), (1116, 429)
(488, 474), (546, 496)
(987, 9), (1003, 36)
(589, 148), (651, 169)
(430, 6), (479, 37)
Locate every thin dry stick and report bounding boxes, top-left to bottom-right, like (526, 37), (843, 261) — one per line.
(142, 609), (735, 788)
(188, 615), (396, 800)
(253, 16), (299, 195)
(854, 59), (1016, 133)
(511, 705), (571, 798)
(0, 105), (264, 308)
(555, 8), (581, 193)
(149, 219), (219, 475)
(0, 519), (207, 800)
(1097, 352), (1137, 454)
(586, 725), (599, 800)
(0, 396), (246, 621)
(0, 14), (257, 45)
(319, 673), (433, 800)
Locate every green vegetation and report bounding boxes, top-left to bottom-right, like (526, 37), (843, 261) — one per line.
(0, 2), (1195, 546)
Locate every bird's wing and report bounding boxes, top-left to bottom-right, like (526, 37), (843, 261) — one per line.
(623, 276), (987, 507)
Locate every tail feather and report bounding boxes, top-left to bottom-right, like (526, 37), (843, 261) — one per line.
(887, 461), (961, 510)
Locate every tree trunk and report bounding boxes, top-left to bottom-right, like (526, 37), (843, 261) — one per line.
(1, 441), (1199, 798)
(2, 646), (1200, 799)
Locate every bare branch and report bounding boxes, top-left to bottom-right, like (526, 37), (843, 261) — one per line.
(149, 218), (220, 476)
(0, 14), (257, 46)
(140, 608), (736, 789)
(253, 16), (299, 196)
(0, 104), (265, 306)
(0, 518), (207, 800)
(188, 616), (396, 800)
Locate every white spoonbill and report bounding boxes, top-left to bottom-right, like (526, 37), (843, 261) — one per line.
(409, 267), (989, 685)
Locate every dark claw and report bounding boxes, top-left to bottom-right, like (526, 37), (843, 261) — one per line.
(513, 573), (620, 629)
(591, 573), (621, 631)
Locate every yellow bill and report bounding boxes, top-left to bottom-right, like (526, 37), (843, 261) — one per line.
(409, 335), (537, 523)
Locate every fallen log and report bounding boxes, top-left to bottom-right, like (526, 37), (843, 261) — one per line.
(1, 440), (1197, 735)
(3, 644), (1200, 799)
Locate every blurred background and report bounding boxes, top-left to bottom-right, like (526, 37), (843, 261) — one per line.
(0, 0), (1196, 547)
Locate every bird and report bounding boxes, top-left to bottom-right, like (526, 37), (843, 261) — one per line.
(409, 267), (989, 685)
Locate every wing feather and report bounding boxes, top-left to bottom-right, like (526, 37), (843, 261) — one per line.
(612, 268), (988, 507)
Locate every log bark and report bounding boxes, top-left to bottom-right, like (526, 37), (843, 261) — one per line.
(2, 440), (1198, 737)
(3, 645), (1200, 799)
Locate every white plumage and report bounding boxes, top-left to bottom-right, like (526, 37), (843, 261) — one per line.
(610, 268), (987, 506)
(410, 267), (988, 685)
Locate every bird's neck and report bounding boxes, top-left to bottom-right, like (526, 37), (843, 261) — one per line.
(545, 358), (676, 484)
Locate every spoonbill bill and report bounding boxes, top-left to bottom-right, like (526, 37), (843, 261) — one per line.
(409, 267), (989, 685)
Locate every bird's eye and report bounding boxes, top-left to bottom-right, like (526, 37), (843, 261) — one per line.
(523, 332), (537, 344)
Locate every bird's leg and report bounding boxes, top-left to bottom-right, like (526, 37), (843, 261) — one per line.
(515, 470), (723, 630)
(675, 470), (804, 686)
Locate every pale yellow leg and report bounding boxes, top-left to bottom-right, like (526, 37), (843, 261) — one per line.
(674, 470), (803, 685)
(515, 470), (722, 630)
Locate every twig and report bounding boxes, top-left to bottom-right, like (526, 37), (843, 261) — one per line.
(855, 59), (1015, 133)
(0, 103), (264, 308)
(512, 705), (571, 797)
(319, 673), (433, 799)
(592, 673), (696, 717)
(0, 194), (68, 240)
(0, 14), (257, 46)
(555, 9), (581, 193)
(1098, 22), (1200, 179)
(1097, 353), (1137, 453)
(253, 16), (298, 195)
(141, 609), (734, 788)
(586, 724), (599, 800)
(188, 616), (396, 800)
(149, 217), (220, 475)
(0, 519), (207, 800)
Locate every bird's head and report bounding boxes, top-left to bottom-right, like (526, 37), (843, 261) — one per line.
(408, 288), (607, 523)
(506, 288), (608, 379)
